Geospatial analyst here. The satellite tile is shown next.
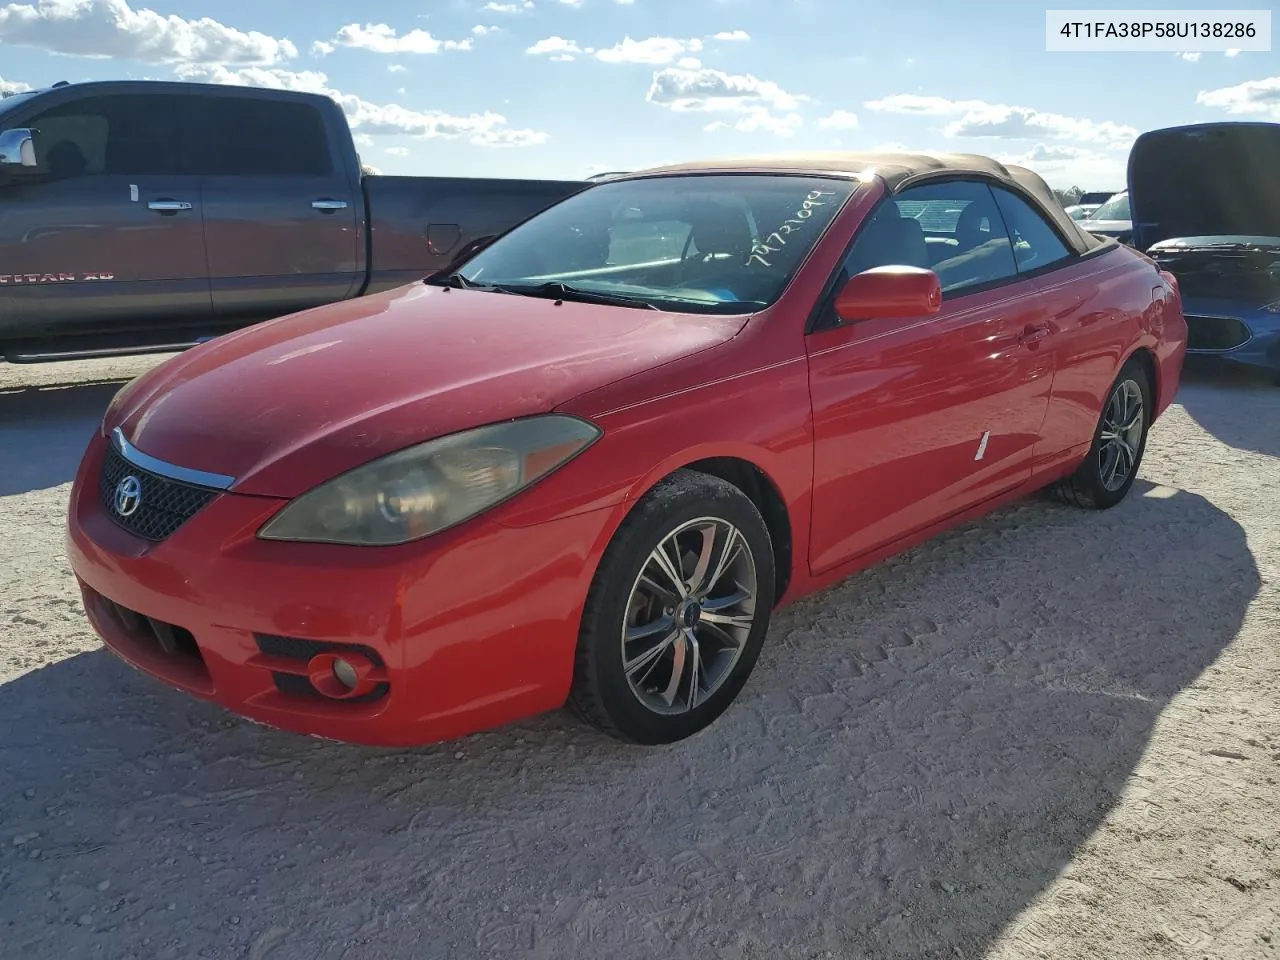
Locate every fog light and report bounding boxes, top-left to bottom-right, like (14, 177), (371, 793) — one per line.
(304, 650), (379, 700)
(332, 657), (358, 690)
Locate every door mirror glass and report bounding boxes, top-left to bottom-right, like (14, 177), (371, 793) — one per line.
(834, 265), (942, 322)
(0, 128), (37, 167)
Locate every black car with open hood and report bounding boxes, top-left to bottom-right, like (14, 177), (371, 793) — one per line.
(1128, 121), (1280, 381)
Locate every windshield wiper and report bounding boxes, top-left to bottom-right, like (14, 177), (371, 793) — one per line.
(493, 281), (659, 310)
(423, 272), (486, 289)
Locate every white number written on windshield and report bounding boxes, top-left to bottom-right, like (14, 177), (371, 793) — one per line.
(748, 190), (839, 267)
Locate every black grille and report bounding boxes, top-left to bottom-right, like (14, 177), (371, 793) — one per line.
(255, 634), (387, 668)
(99, 445), (218, 541)
(1186, 314), (1251, 352)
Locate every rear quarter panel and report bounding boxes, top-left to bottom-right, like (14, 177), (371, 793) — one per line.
(1029, 243), (1184, 469)
(363, 176), (588, 292)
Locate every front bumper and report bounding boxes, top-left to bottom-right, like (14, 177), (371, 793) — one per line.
(1182, 298), (1280, 374)
(66, 431), (615, 747)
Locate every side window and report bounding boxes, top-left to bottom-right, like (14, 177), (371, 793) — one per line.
(22, 94), (184, 179)
(194, 97), (333, 177)
(991, 186), (1073, 272)
(841, 180), (1019, 297)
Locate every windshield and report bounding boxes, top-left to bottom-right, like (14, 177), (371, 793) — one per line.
(1090, 191), (1130, 222)
(455, 174), (858, 314)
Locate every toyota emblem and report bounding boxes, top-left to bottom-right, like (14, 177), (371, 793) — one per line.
(114, 475), (143, 517)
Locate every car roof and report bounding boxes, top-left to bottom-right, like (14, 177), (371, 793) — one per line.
(619, 150), (1104, 255)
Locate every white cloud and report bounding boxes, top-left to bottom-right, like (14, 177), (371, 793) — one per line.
(705, 109), (802, 138)
(868, 93), (1135, 147)
(0, 0), (295, 65)
(865, 94), (986, 115)
(647, 65), (807, 113)
(0, 75), (30, 94)
(1176, 51), (1201, 62)
(558, 0), (584, 6)
(472, 24), (499, 35)
(175, 64), (549, 147)
(712, 30), (750, 41)
(996, 143), (1124, 189)
(647, 66), (806, 138)
(677, 56), (701, 69)
(527, 35), (581, 56)
(1196, 75), (1280, 119)
(1225, 48), (1241, 57)
(315, 23), (473, 56)
(817, 109), (858, 130)
(388, 63), (406, 72)
(528, 34), (703, 65)
(594, 35), (703, 64)
(384, 146), (409, 156)
(484, 0), (533, 11)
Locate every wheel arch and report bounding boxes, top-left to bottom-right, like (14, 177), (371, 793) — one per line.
(1122, 343), (1160, 413)
(620, 451), (798, 605)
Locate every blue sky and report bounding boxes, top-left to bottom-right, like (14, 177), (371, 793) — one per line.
(1, 0), (1277, 189)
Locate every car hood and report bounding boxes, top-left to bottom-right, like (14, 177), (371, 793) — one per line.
(108, 283), (747, 497)
(1129, 122), (1280, 250)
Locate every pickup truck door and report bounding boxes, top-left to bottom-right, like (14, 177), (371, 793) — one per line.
(189, 91), (362, 323)
(0, 90), (211, 345)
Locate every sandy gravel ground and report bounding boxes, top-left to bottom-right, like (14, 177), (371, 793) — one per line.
(0, 354), (1277, 960)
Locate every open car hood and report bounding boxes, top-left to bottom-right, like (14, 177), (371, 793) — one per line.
(1129, 122), (1280, 251)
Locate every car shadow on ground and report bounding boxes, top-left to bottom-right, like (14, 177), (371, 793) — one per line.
(0, 480), (1259, 960)
(1175, 358), (1280, 459)
(0, 379), (128, 496)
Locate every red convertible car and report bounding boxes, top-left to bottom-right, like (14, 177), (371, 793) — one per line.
(66, 152), (1188, 747)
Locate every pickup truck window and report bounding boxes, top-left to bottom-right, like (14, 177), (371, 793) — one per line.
(455, 174), (858, 314)
(192, 96), (332, 177)
(12, 94), (184, 178)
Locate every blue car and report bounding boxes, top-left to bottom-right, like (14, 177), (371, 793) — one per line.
(1129, 122), (1280, 383)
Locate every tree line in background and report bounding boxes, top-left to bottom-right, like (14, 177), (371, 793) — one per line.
(1053, 186), (1086, 206)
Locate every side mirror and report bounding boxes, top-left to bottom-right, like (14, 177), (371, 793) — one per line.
(834, 265), (942, 322)
(0, 128), (36, 167)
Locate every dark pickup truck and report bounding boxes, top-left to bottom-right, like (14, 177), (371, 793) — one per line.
(0, 80), (587, 362)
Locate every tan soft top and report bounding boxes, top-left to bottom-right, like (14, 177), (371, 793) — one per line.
(622, 150), (1104, 255)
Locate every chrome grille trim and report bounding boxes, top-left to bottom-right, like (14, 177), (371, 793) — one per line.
(111, 427), (236, 491)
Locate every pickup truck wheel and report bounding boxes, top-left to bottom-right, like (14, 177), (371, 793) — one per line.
(568, 470), (775, 745)
(1051, 357), (1152, 510)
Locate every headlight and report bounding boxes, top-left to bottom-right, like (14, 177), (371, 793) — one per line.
(257, 415), (601, 546)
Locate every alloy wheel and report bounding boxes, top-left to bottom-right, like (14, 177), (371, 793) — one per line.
(1097, 378), (1145, 491)
(620, 517), (758, 715)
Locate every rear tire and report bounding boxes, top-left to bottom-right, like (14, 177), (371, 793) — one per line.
(568, 469), (776, 745)
(1051, 356), (1152, 510)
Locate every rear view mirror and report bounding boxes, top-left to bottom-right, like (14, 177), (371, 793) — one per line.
(0, 128), (36, 167)
(834, 265), (942, 322)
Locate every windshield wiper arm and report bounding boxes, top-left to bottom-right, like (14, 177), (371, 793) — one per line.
(423, 272), (485, 289)
(494, 281), (659, 310)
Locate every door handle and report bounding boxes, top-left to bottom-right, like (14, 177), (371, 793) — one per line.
(312, 199), (348, 211)
(147, 199), (192, 213)
(1019, 322), (1052, 345)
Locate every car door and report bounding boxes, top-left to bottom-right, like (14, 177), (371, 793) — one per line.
(804, 179), (1055, 574)
(0, 89), (211, 342)
(986, 184), (1095, 472)
(190, 90), (361, 323)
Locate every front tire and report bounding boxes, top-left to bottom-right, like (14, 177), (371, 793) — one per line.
(568, 470), (776, 745)
(1051, 356), (1152, 510)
